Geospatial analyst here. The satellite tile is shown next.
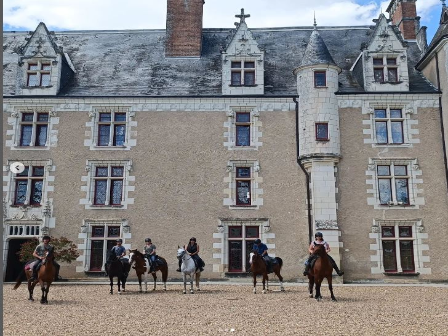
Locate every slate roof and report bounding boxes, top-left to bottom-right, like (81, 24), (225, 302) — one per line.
(299, 28), (337, 68)
(2, 25), (437, 97)
(428, 6), (448, 50)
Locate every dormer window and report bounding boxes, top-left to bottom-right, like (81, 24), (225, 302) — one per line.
(373, 57), (398, 83)
(27, 62), (51, 87)
(231, 61), (255, 86)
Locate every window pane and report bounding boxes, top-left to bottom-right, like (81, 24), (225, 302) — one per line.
(20, 125), (33, 146)
(400, 241), (415, 272)
(399, 226), (412, 237)
(391, 121), (403, 143)
(41, 73), (51, 86)
(18, 166), (30, 177)
(236, 167), (251, 178)
(33, 166), (45, 177)
(382, 240), (397, 272)
(108, 226), (120, 237)
(15, 180), (28, 205)
(114, 113), (126, 122)
(314, 72), (326, 87)
(375, 121), (388, 144)
(37, 113), (49, 122)
(236, 113), (250, 123)
(316, 123), (328, 140)
(244, 62), (255, 69)
(41, 64), (51, 71)
(98, 125), (110, 146)
(245, 226), (259, 238)
(377, 165), (390, 176)
(96, 167), (108, 177)
(245, 240), (255, 271)
(110, 180), (123, 205)
(244, 72), (255, 85)
(90, 240), (104, 271)
(22, 113), (34, 122)
(387, 58), (397, 65)
(113, 125), (126, 146)
(30, 180), (43, 205)
(92, 226), (105, 237)
(374, 109), (386, 118)
(388, 68), (398, 82)
(236, 180), (251, 205)
(373, 58), (383, 65)
(111, 167), (124, 177)
(94, 180), (107, 205)
(27, 74), (39, 86)
(395, 179), (409, 204)
(236, 125), (250, 146)
(99, 113), (112, 122)
(374, 69), (384, 82)
(394, 166), (407, 176)
(35, 125), (48, 146)
(231, 72), (241, 85)
(381, 226), (395, 237)
(390, 109), (402, 118)
(231, 62), (241, 68)
(229, 226), (242, 238)
(228, 241), (243, 272)
(28, 64), (39, 70)
(378, 179), (392, 204)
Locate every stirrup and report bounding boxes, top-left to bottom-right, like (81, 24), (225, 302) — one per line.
(176, 268), (181, 272)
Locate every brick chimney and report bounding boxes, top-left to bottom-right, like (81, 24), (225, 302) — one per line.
(386, 0), (419, 40)
(165, 0), (204, 57)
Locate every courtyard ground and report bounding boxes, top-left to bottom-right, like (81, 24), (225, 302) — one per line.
(3, 281), (448, 335)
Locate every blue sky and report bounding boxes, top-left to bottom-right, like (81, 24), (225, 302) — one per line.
(2, 0), (444, 42)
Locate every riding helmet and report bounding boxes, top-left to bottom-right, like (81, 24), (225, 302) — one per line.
(145, 238), (152, 242)
(190, 237), (197, 242)
(42, 235), (51, 241)
(254, 239), (261, 244)
(116, 238), (123, 243)
(315, 232), (323, 238)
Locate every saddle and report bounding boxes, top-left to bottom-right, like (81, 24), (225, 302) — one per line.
(25, 260), (38, 271)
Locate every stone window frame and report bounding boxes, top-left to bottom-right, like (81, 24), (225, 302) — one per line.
(223, 160), (263, 209)
(369, 219), (430, 275)
(23, 59), (54, 88)
(314, 70), (327, 88)
(366, 158), (424, 209)
(224, 107), (262, 150)
(80, 160), (135, 210)
(76, 219), (131, 273)
(5, 106), (59, 150)
(212, 218), (274, 274)
(315, 122), (329, 141)
(85, 106), (137, 151)
(362, 101), (419, 148)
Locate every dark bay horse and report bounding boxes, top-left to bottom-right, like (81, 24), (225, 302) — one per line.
(308, 244), (337, 301)
(106, 250), (131, 294)
(13, 248), (56, 304)
(129, 249), (168, 292)
(250, 251), (284, 294)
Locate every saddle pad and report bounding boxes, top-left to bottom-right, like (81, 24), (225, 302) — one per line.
(25, 261), (37, 271)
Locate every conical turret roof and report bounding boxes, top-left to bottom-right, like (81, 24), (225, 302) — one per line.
(299, 28), (337, 68)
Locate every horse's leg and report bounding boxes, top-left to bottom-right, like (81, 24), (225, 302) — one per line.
(28, 277), (35, 301)
(152, 272), (157, 291)
(308, 276), (314, 298)
(43, 283), (51, 304)
(276, 267), (285, 292)
(189, 273), (194, 294)
(195, 272), (200, 291)
(262, 273), (267, 294)
(315, 278), (323, 301)
(40, 281), (46, 304)
(328, 276), (337, 302)
(137, 273), (142, 293)
(117, 277), (122, 294)
(182, 272), (187, 294)
(253, 273), (257, 294)
(109, 276), (114, 294)
(162, 266), (168, 291)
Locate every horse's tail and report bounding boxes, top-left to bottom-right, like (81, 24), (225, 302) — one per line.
(12, 268), (26, 290)
(275, 257), (283, 269)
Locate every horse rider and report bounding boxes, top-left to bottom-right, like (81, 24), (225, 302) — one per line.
(106, 238), (129, 276)
(177, 237), (205, 272)
(29, 235), (61, 282)
(303, 232), (344, 276)
(252, 239), (272, 272)
(143, 238), (157, 273)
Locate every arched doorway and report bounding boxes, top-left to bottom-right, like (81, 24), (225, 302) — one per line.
(4, 238), (31, 282)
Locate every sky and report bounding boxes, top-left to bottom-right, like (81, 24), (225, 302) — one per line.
(2, 0), (445, 42)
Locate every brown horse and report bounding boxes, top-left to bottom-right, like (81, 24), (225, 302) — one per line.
(13, 248), (56, 304)
(307, 244), (337, 301)
(250, 251), (284, 294)
(129, 249), (168, 292)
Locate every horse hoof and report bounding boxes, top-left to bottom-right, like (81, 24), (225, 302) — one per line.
(118, 291), (121, 295)
(262, 290), (266, 294)
(163, 289), (167, 291)
(196, 288), (200, 292)
(183, 291), (186, 294)
(309, 294), (313, 298)
(332, 299), (337, 302)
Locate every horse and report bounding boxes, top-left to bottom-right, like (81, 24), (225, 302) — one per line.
(129, 249), (168, 292)
(106, 250), (131, 295)
(13, 247), (56, 304)
(176, 246), (201, 294)
(307, 244), (337, 302)
(249, 251), (284, 294)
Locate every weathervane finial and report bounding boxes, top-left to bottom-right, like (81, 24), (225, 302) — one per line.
(313, 11), (317, 29)
(235, 8), (250, 24)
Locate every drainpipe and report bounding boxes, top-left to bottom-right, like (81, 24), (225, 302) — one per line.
(293, 97), (313, 244)
(435, 52), (448, 193)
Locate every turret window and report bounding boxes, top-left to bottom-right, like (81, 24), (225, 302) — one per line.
(26, 62), (51, 87)
(231, 61), (255, 86)
(315, 123), (329, 141)
(314, 71), (327, 87)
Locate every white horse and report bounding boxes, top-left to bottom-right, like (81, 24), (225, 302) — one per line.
(177, 247), (201, 294)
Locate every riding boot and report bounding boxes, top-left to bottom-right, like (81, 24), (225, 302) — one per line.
(30, 266), (38, 281)
(176, 259), (182, 272)
(303, 263), (311, 276)
(329, 257), (344, 276)
(54, 263), (61, 281)
(104, 263), (109, 276)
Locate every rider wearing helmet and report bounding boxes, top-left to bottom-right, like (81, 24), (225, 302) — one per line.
(29, 235), (61, 282)
(252, 239), (272, 272)
(177, 237), (205, 272)
(303, 232), (344, 276)
(143, 238), (157, 273)
(105, 238), (129, 276)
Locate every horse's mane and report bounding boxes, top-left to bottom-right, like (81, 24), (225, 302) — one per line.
(130, 249), (144, 257)
(313, 244), (327, 257)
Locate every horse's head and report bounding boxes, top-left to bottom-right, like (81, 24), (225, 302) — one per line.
(107, 249), (118, 262)
(177, 246), (186, 259)
(313, 244), (326, 256)
(42, 247), (55, 265)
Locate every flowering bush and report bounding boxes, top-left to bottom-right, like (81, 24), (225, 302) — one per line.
(17, 236), (80, 263)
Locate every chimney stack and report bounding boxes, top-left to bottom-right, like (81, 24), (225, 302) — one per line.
(165, 0), (204, 58)
(386, 0), (419, 40)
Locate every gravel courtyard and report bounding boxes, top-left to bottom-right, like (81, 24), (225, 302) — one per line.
(3, 282), (448, 336)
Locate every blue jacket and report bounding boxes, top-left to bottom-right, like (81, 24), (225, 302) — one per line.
(253, 243), (268, 255)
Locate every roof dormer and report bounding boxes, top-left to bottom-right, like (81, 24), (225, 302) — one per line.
(359, 14), (410, 92)
(221, 9), (264, 95)
(16, 22), (75, 96)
